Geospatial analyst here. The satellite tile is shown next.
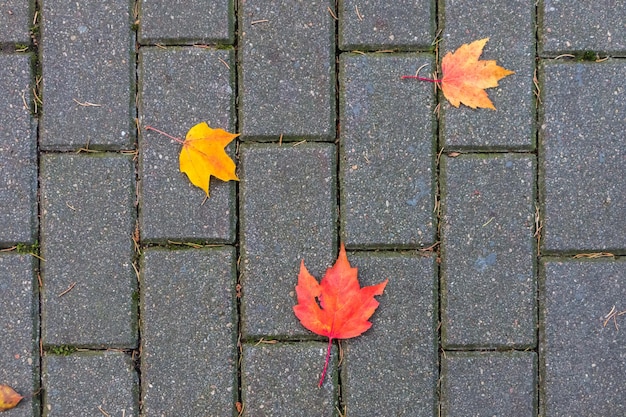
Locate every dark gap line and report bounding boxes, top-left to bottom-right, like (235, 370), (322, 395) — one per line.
(332, 0), (344, 413)
(30, 0), (43, 415)
(434, 1), (444, 416)
(442, 347), (538, 353)
(131, 0), (143, 414)
(535, 3), (544, 416)
(233, 0), (244, 414)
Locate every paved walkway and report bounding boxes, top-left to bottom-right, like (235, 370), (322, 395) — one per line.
(1, 1), (625, 416)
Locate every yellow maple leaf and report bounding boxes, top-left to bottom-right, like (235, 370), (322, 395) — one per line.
(146, 122), (239, 197)
(179, 122), (239, 196)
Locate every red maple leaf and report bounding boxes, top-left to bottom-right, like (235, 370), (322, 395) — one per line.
(293, 244), (388, 386)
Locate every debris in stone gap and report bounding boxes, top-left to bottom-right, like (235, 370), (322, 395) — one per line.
(293, 243), (388, 387)
(402, 38), (514, 110)
(0, 384), (23, 411)
(145, 122), (239, 197)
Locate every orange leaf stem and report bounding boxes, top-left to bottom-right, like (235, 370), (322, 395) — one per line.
(145, 125), (185, 144)
(318, 337), (333, 388)
(400, 75), (442, 83)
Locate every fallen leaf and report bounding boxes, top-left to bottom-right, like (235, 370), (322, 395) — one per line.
(145, 122), (239, 197)
(0, 384), (23, 411)
(179, 122), (239, 196)
(402, 38), (514, 110)
(293, 244), (388, 386)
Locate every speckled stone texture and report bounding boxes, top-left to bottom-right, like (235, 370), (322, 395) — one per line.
(441, 155), (536, 347)
(140, 247), (237, 416)
(442, 352), (537, 417)
(238, 0), (335, 140)
(541, 1), (626, 54)
(0, 254), (37, 417)
(138, 47), (236, 242)
(542, 259), (626, 416)
(239, 144), (337, 337)
(339, 0), (433, 50)
(41, 0), (134, 150)
(0, 0), (31, 43)
(339, 54), (435, 248)
(139, 0), (233, 44)
(241, 343), (338, 417)
(0, 54), (37, 244)
(343, 253), (437, 417)
(442, 0), (535, 150)
(43, 352), (139, 416)
(41, 154), (137, 348)
(540, 61), (626, 252)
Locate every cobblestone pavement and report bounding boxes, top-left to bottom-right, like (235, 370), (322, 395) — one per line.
(1, 1), (625, 416)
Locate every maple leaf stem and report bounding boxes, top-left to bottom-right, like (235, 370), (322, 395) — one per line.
(144, 125), (185, 144)
(400, 75), (442, 83)
(318, 337), (333, 388)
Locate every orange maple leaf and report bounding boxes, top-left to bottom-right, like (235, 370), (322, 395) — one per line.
(146, 122), (239, 196)
(293, 244), (388, 386)
(403, 38), (514, 110)
(0, 384), (23, 411)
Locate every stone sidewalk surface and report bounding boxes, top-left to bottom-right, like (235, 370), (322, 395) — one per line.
(1, 1), (625, 416)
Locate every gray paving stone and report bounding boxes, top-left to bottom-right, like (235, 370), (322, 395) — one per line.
(343, 253), (437, 417)
(340, 54), (435, 248)
(239, 0), (335, 140)
(541, 1), (626, 54)
(0, 254), (37, 417)
(441, 155), (536, 347)
(139, 47), (236, 243)
(0, 54), (37, 244)
(140, 246), (236, 417)
(339, 0), (433, 50)
(43, 351), (138, 416)
(442, 0), (535, 150)
(241, 342), (337, 417)
(441, 351), (537, 417)
(542, 259), (626, 416)
(239, 144), (336, 337)
(139, 0), (233, 44)
(0, 0), (31, 43)
(540, 61), (626, 252)
(41, 154), (137, 347)
(41, 0), (134, 150)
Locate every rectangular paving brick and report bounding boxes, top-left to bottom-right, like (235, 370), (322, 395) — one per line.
(41, 0), (134, 150)
(41, 154), (137, 347)
(0, 254), (37, 417)
(442, 0), (535, 149)
(241, 342), (337, 416)
(239, 144), (336, 337)
(139, 0), (233, 44)
(140, 246), (236, 416)
(0, 54), (37, 244)
(343, 253), (437, 417)
(541, 1), (626, 54)
(540, 61), (626, 252)
(238, 0), (335, 140)
(442, 352), (537, 417)
(340, 53), (435, 248)
(542, 259), (626, 416)
(339, 0), (433, 50)
(43, 352), (138, 416)
(0, 0), (31, 43)
(441, 155), (536, 347)
(139, 47), (236, 242)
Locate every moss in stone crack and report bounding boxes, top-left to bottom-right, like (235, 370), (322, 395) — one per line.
(47, 345), (77, 356)
(576, 50), (598, 62)
(16, 241), (39, 254)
